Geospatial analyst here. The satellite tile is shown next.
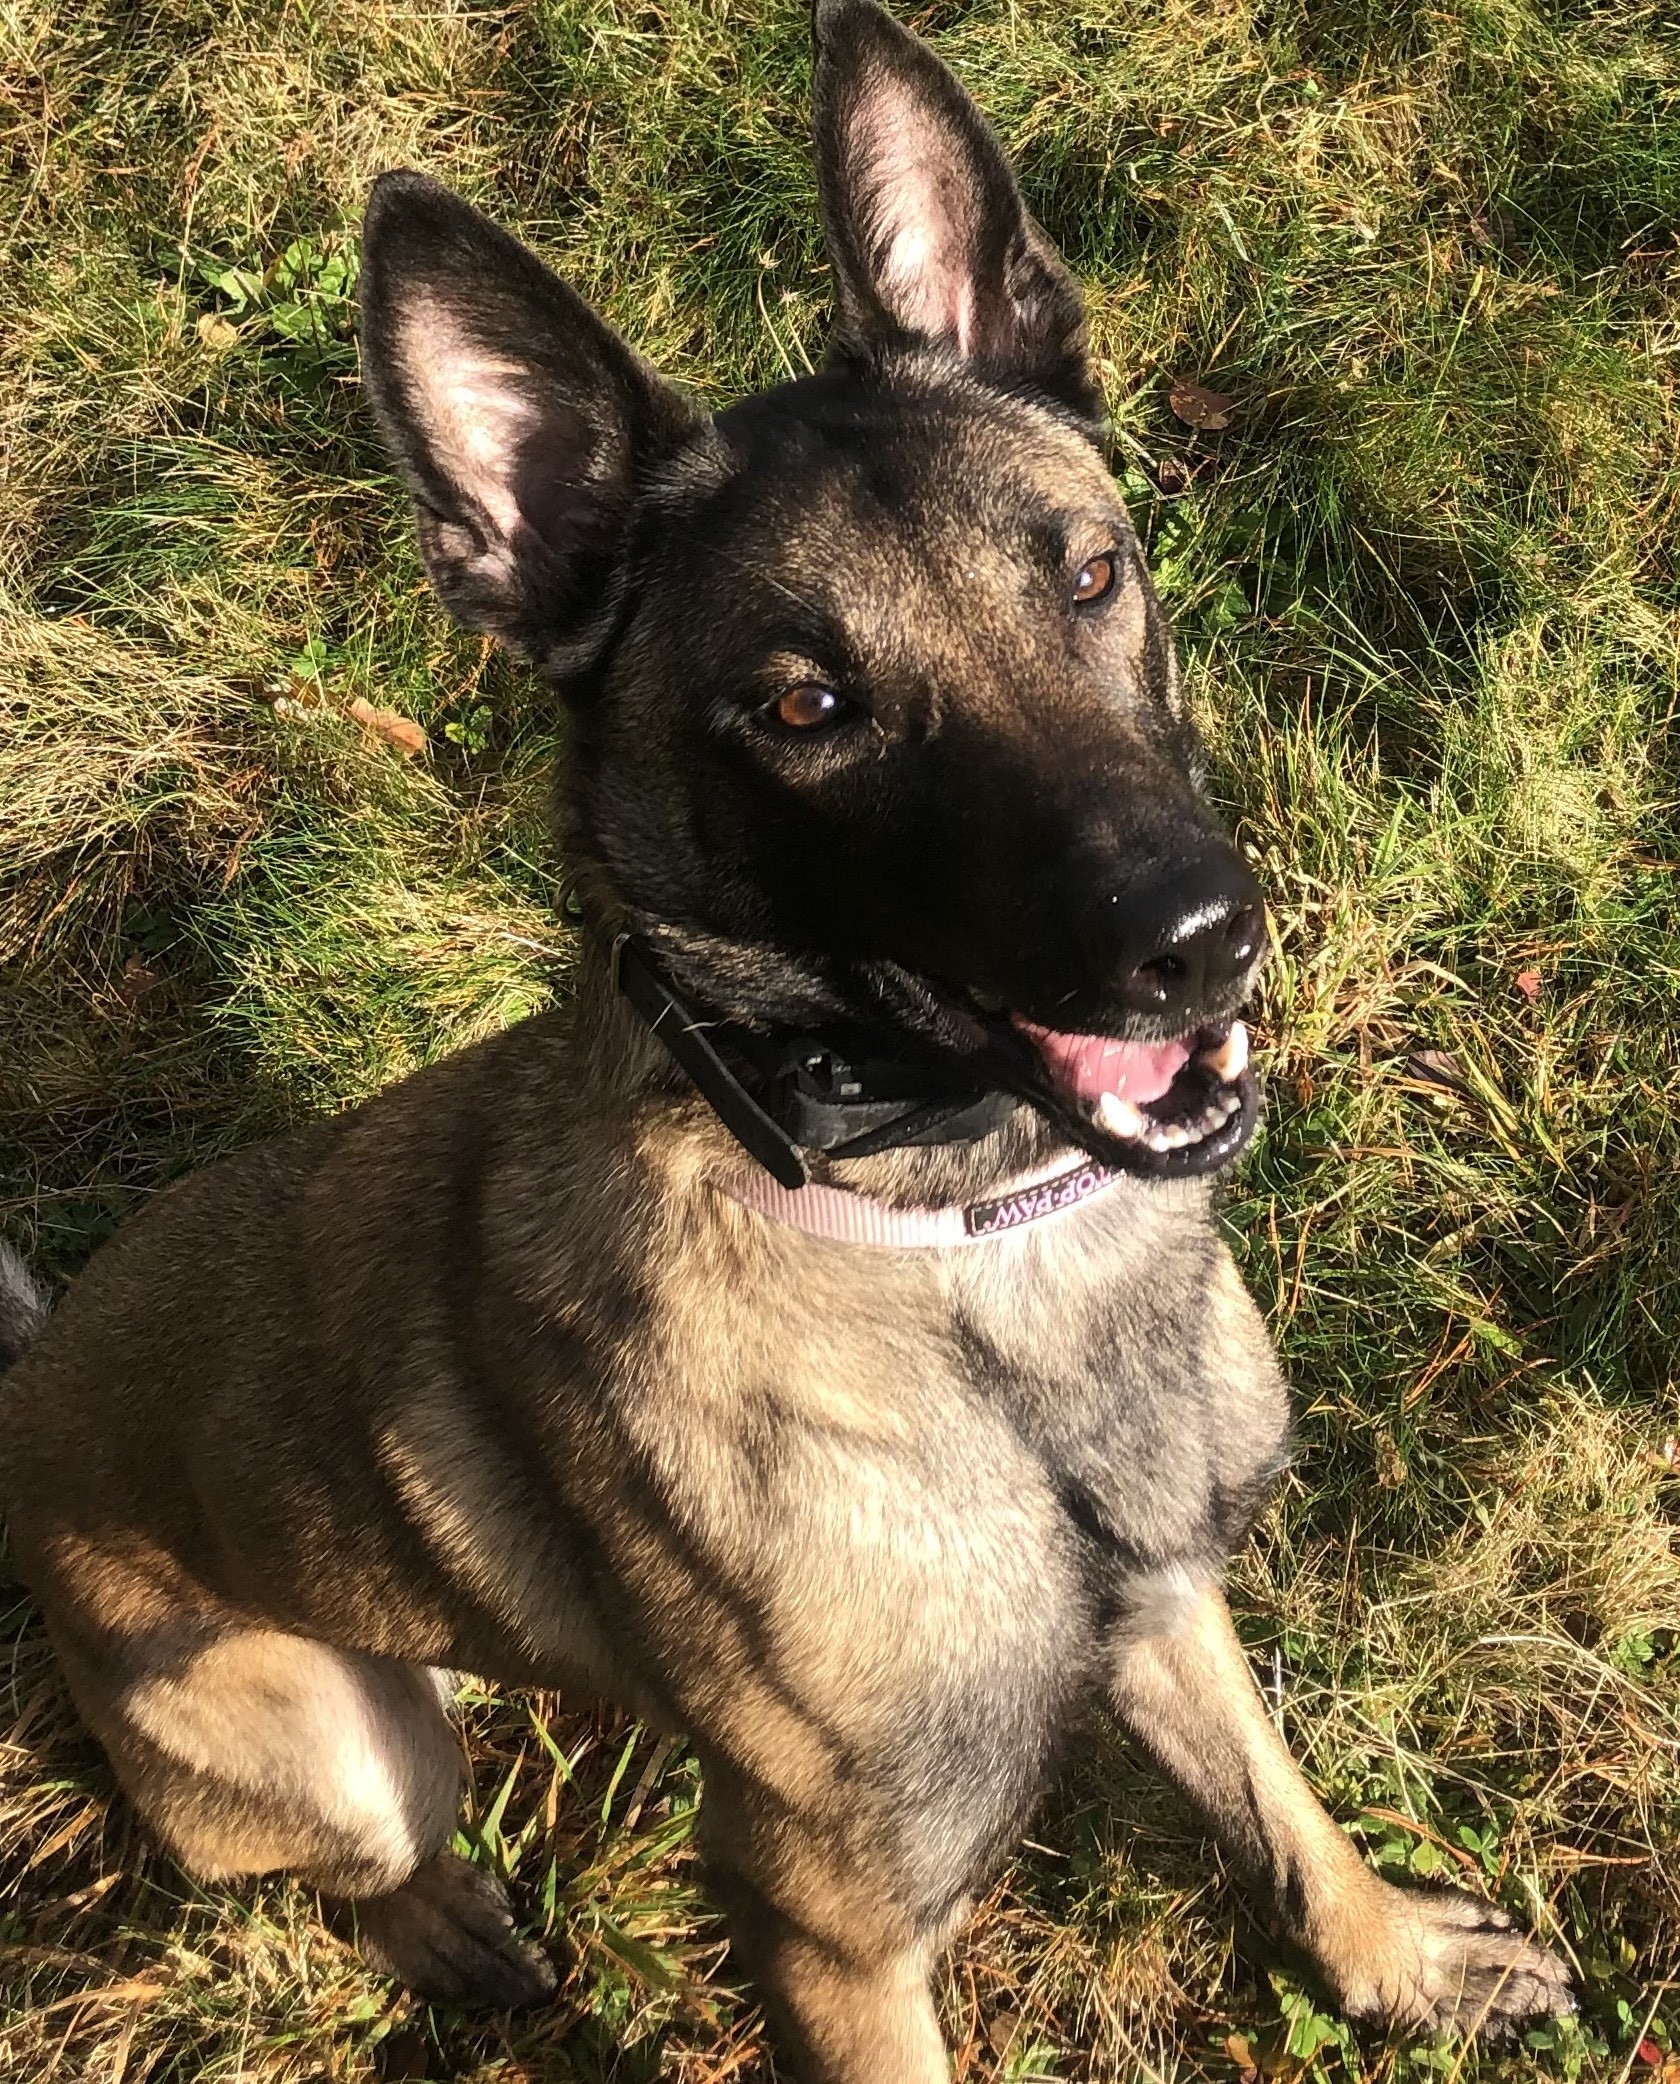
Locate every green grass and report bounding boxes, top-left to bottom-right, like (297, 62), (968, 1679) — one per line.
(3, 0), (1679, 2076)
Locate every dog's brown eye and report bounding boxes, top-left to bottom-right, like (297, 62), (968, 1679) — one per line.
(1073, 553), (1117, 605)
(774, 683), (842, 730)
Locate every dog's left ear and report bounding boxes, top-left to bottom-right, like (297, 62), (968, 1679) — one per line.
(811, 0), (1097, 417)
(359, 171), (704, 671)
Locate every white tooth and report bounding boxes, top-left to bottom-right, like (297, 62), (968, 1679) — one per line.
(1201, 1019), (1249, 1082)
(1095, 1092), (1146, 1140)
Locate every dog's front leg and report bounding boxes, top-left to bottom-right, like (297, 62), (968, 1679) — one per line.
(699, 1760), (951, 2082)
(1108, 1574), (1573, 2039)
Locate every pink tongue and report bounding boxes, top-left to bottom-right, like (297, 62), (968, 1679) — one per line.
(1015, 1017), (1192, 1107)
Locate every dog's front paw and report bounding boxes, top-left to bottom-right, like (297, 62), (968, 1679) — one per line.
(1325, 1882), (1573, 2040)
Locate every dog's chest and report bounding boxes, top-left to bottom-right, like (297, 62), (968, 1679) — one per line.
(637, 1185), (1289, 1635)
(938, 1205), (1291, 1585)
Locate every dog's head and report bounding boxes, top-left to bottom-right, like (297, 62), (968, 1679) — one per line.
(359, 0), (1265, 1178)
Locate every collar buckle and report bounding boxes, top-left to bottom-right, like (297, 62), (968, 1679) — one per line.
(608, 931), (1019, 1192)
(614, 937), (810, 1189)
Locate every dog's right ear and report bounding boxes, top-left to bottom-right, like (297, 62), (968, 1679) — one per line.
(810, 0), (1096, 417)
(359, 172), (703, 670)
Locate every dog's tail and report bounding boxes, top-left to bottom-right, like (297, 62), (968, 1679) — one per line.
(0, 1240), (48, 1374)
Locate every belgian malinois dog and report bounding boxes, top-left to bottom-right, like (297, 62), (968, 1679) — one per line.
(0, 2), (1573, 2072)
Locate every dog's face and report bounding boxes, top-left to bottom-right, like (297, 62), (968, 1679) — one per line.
(360, 0), (1265, 1177)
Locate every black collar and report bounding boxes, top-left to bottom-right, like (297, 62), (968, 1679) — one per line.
(611, 934), (1019, 1190)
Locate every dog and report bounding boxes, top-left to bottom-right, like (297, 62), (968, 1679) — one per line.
(0, 2), (1573, 2073)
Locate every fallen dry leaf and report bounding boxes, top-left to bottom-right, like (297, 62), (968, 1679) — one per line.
(1401, 1048), (1477, 1101)
(1155, 455), (1194, 495)
(196, 311), (239, 352)
(986, 2011), (1022, 2056)
(1514, 967), (1542, 1002)
(349, 696), (427, 758)
(1168, 377), (1235, 431)
(118, 954), (160, 1011)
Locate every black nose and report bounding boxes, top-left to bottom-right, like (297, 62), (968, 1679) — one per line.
(1096, 849), (1265, 1021)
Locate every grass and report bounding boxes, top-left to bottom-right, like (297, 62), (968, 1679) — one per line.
(1, 0), (1678, 2075)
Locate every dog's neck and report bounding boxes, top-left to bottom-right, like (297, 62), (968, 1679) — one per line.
(569, 927), (1071, 1211)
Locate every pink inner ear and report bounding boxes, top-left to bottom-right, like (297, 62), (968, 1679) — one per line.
(398, 307), (540, 539)
(854, 78), (981, 351)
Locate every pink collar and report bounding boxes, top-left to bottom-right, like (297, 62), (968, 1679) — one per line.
(714, 1149), (1119, 1248)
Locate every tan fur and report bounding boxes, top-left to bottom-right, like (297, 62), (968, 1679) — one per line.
(0, 964), (1202, 2050)
(0, 950), (1569, 2069)
(115, 1635), (459, 1892)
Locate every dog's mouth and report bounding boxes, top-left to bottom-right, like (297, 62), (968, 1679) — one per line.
(1007, 1013), (1259, 1178)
